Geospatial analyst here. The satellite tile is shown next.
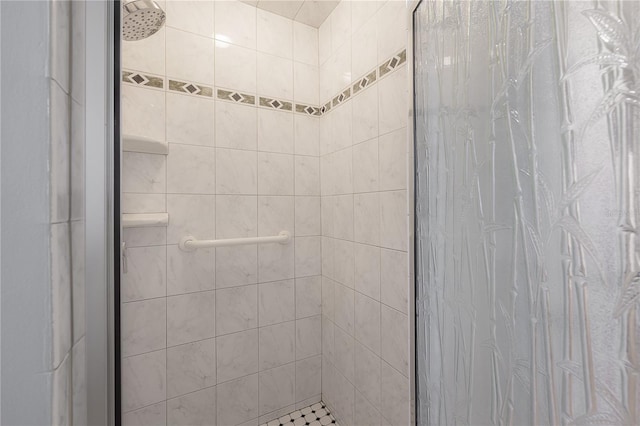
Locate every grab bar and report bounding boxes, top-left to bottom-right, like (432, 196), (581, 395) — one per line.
(179, 231), (291, 252)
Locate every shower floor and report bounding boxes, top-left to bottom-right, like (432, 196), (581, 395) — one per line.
(261, 402), (338, 426)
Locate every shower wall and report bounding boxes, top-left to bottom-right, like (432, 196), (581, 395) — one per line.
(121, 1), (322, 424)
(317, 1), (411, 425)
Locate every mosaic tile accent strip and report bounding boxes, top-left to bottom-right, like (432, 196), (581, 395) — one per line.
(217, 89), (256, 105)
(320, 101), (332, 115)
(352, 69), (377, 95)
(379, 49), (407, 78)
(295, 103), (322, 116)
(259, 96), (293, 111)
(169, 79), (213, 97)
(122, 70), (164, 89)
(261, 402), (338, 426)
(331, 88), (351, 108)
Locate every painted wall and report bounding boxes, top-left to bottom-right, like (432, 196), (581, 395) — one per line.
(318, 1), (412, 425)
(120, 1), (322, 424)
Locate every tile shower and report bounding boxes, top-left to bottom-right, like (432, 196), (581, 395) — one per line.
(120, 1), (410, 425)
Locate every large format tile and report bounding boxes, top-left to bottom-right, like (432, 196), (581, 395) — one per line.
(167, 386), (217, 426)
(166, 338), (216, 399)
(167, 291), (216, 346)
(122, 350), (166, 412)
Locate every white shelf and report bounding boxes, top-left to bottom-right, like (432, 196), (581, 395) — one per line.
(122, 213), (169, 228)
(123, 134), (168, 155)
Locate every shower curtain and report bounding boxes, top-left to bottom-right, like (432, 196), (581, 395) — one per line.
(414, 1), (640, 424)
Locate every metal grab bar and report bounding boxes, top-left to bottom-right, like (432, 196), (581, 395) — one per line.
(179, 231), (291, 252)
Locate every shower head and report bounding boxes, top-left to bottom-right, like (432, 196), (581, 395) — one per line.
(122, 0), (166, 41)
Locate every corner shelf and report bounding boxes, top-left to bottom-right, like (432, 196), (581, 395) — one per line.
(123, 134), (168, 155)
(122, 213), (169, 228)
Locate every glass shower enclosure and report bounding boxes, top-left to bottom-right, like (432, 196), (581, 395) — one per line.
(414, 0), (640, 424)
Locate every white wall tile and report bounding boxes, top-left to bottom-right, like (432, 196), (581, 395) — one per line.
(167, 143), (216, 194)
(215, 43), (257, 92)
(122, 85), (166, 145)
(216, 245), (258, 288)
(167, 291), (216, 346)
(258, 363), (295, 415)
(258, 109), (294, 154)
(258, 196), (294, 237)
(352, 15), (378, 79)
(354, 341), (381, 407)
(380, 248), (408, 314)
(294, 62), (319, 105)
(352, 138), (379, 193)
(216, 285), (258, 335)
(122, 350), (167, 412)
(166, 194), (215, 244)
(380, 362), (410, 425)
(378, 67), (407, 135)
(166, 28), (215, 85)
(122, 402), (166, 426)
(294, 197), (321, 236)
(318, 17), (332, 66)
(215, 0), (257, 49)
(166, 245), (215, 296)
(216, 101), (257, 151)
(379, 190), (407, 251)
(294, 115), (319, 156)
(166, 93), (215, 147)
(122, 27), (166, 75)
(334, 326), (355, 383)
(333, 239), (354, 288)
(351, 1), (384, 34)
(258, 242), (295, 282)
(334, 284), (355, 335)
(257, 9), (293, 59)
(216, 148), (258, 194)
(216, 374), (259, 426)
(331, 101), (353, 152)
(257, 53), (294, 100)
(258, 279), (295, 326)
(354, 292), (380, 354)
(121, 247), (167, 302)
(166, 0), (215, 38)
(376, 0), (406, 61)
(355, 389), (382, 426)
(166, 338), (216, 398)
(216, 329), (259, 382)
(380, 305), (408, 377)
(122, 298), (166, 357)
(378, 127), (407, 191)
(330, 0), (351, 54)
(354, 192), (380, 245)
(293, 22), (318, 66)
(259, 321), (295, 370)
(216, 195), (258, 238)
(352, 85), (378, 145)
(122, 152), (166, 194)
(167, 386), (216, 426)
(294, 156), (320, 196)
(354, 243), (381, 301)
(51, 223), (71, 368)
(295, 276), (322, 318)
(295, 356), (321, 403)
(295, 237), (321, 277)
(258, 152), (294, 195)
(295, 315), (322, 359)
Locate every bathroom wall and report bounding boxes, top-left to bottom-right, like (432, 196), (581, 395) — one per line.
(318, 1), (411, 425)
(120, 1), (322, 424)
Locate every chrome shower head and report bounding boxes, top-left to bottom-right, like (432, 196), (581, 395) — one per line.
(122, 0), (166, 41)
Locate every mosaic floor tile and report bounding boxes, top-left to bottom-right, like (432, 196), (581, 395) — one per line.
(261, 402), (338, 426)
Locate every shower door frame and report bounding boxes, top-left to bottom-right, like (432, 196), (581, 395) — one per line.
(408, 1), (421, 425)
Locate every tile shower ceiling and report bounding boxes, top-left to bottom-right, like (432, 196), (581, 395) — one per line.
(239, 0), (340, 27)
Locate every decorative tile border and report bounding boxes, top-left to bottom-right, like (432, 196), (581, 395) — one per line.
(122, 70), (164, 89)
(379, 49), (407, 78)
(259, 96), (293, 111)
(122, 49), (406, 117)
(169, 79), (213, 97)
(217, 88), (255, 105)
